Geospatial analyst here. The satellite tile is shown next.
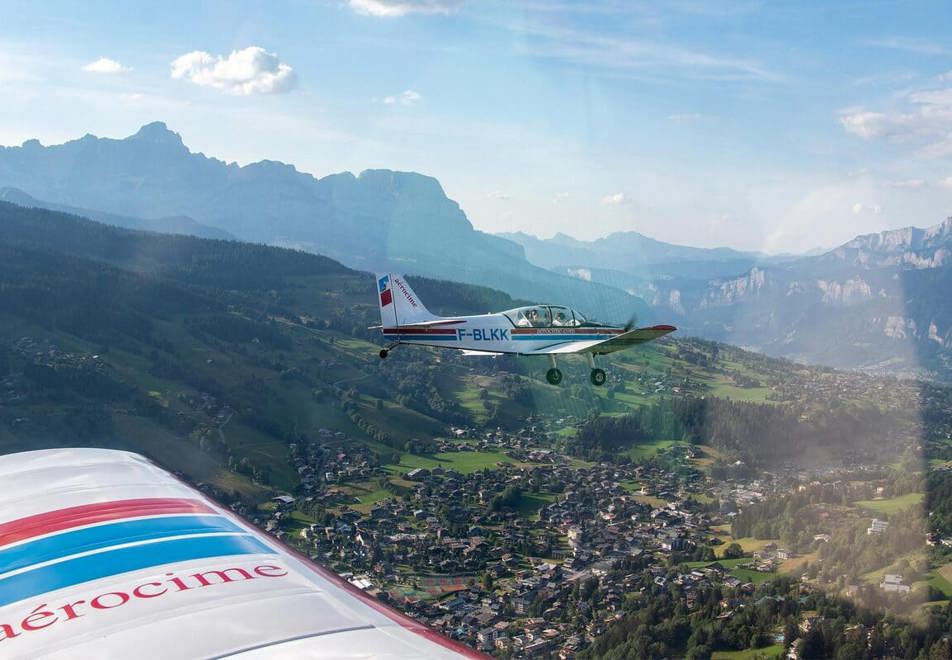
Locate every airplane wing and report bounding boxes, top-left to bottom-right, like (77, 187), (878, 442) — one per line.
(0, 448), (483, 659)
(528, 325), (676, 355)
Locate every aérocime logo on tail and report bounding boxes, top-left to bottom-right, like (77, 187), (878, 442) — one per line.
(394, 278), (419, 308)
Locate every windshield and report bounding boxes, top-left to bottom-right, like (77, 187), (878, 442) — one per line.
(503, 305), (586, 327)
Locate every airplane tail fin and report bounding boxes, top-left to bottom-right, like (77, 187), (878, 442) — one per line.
(375, 273), (439, 327)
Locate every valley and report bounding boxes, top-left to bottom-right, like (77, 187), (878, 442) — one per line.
(2, 202), (952, 657)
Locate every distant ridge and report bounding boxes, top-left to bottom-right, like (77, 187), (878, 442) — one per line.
(0, 123), (650, 324)
(0, 187), (234, 240)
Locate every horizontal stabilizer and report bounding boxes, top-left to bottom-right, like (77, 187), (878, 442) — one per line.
(461, 349), (503, 357)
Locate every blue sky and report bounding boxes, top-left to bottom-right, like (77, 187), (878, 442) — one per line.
(2, 0), (952, 252)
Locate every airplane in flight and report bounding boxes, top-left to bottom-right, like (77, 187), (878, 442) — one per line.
(375, 273), (676, 386)
(0, 448), (484, 658)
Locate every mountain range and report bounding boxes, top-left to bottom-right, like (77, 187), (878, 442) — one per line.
(0, 123), (646, 323)
(2, 123), (952, 380)
(0, 187), (234, 240)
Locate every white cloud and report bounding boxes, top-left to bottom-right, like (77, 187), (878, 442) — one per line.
(83, 57), (131, 74)
(567, 267), (592, 282)
(513, 22), (778, 82)
(348, 0), (462, 17)
(553, 192), (571, 204)
(382, 89), (421, 105)
(667, 112), (709, 124)
(864, 37), (947, 56)
(487, 190), (511, 200)
(840, 85), (952, 157)
(601, 192), (627, 206)
(940, 177), (952, 189)
(852, 202), (882, 215)
(170, 47), (295, 95)
(889, 179), (927, 189)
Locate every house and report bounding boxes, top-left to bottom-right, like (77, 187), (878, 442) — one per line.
(880, 574), (911, 593)
(406, 467), (431, 481)
(867, 518), (889, 535)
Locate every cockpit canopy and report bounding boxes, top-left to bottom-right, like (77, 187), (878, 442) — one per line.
(502, 305), (588, 328)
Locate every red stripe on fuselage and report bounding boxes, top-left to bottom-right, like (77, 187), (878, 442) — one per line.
(382, 327), (458, 335)
(0, 498), (215, 548)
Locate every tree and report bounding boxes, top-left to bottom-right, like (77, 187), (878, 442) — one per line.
(723, 542), (744, 559)
(685, 644), (711, 660)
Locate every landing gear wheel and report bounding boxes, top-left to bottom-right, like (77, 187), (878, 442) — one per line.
(546, 368), (563, 386)
(379, 349), (389, 359)
(590, 368), (606, 386)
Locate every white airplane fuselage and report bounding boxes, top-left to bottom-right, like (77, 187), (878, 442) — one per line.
(382, 314), (625, 355)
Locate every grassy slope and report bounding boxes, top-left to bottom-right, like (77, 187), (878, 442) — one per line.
(854, 493), (925, 515)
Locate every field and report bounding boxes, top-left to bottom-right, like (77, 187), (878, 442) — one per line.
(383, 449), (519, 476)
(861, 549), (925, 586)
(625, 439), (681, 460)
(780, 551), (818, 573)
(926, 564), (952, 598)
(685, 558), (780, 585)
(854, 492), (924, 515)
(716, 536), (780, 559)
(712, 644), (784, 659)
(514, 492), (556, 519)
(342, 482), (394, 513)
(633, 494), (669, 508)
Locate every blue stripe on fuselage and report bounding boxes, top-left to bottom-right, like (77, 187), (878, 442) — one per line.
(0, 533), (273, 607)
(0, 515), (242, 577)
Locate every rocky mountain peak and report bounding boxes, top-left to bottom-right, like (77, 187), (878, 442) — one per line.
(129, 121), (186, 149)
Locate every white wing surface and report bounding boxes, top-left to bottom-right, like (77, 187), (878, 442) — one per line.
(527, 325), (677, 355)
(0, 448), (483, 659)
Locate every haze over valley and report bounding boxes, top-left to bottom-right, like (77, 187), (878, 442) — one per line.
(4, 122), (952, 381)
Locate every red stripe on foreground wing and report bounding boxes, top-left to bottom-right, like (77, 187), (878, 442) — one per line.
(0, 498), (214, 548)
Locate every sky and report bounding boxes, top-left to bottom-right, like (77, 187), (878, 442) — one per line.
(2, 0), (952, 253)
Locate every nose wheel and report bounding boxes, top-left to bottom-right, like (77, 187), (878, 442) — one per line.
(590, 368), (606, 386)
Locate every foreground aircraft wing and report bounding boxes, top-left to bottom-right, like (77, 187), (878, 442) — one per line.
(0, 448), (483, 659)
(528, 325), (677, 355)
